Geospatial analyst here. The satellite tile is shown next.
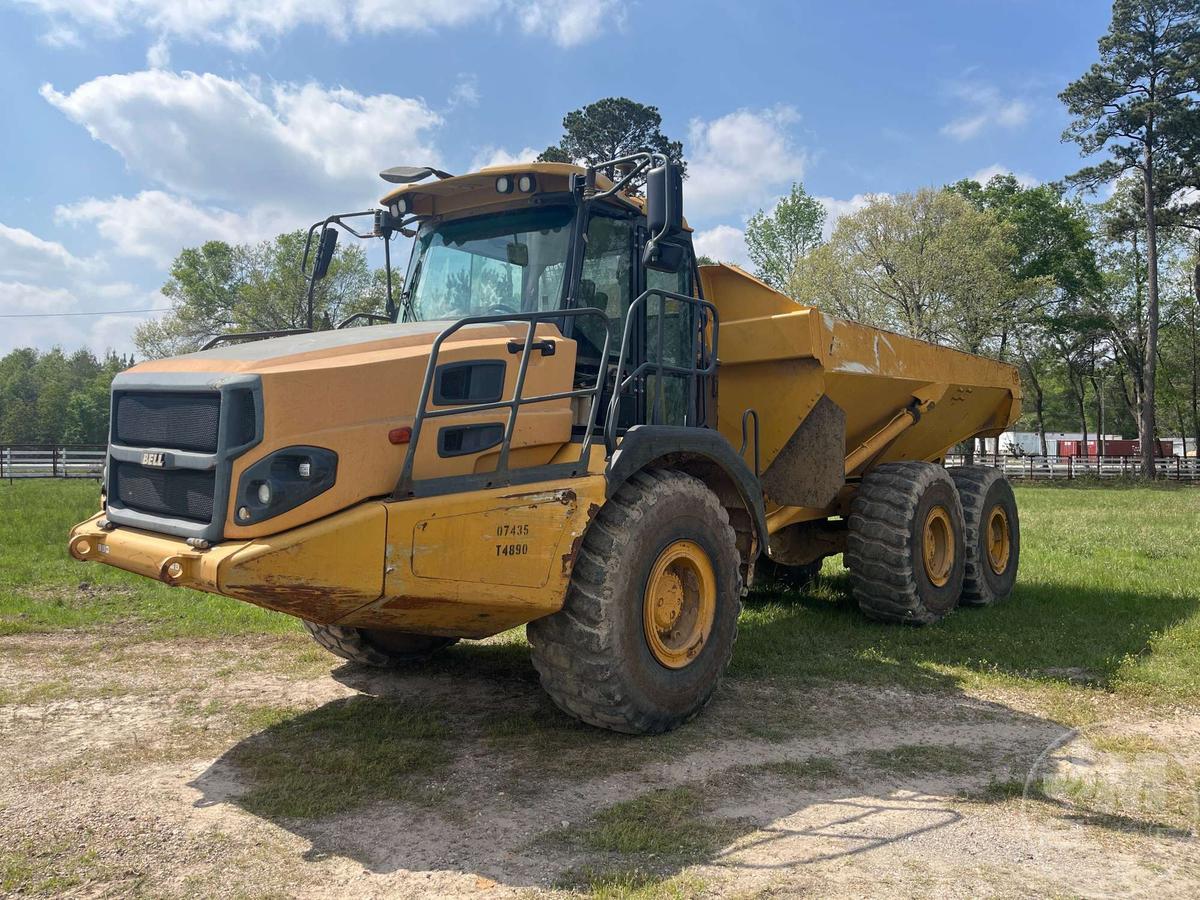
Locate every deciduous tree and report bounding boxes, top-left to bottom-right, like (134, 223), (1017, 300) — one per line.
(744, 182), (826, 292)
(1060, 0), (1200, 474)
(134, 231), (387, 359)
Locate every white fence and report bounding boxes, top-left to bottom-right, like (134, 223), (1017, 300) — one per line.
(3, 445), (1196, 483)
(944, 453), (1200, 482)
(0, 446), (106, 480)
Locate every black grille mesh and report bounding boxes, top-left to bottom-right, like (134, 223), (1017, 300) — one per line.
(114, 463), (216, 523)
(115, 392), (221, 453)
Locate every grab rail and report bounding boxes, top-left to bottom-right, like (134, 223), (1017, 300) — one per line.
(391, 307), (610, 498)
(603, 288), (719, 455)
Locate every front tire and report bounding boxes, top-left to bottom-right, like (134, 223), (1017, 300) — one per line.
(846, 461), (966, 625)
(303, 621), (458, 667)
(527, 469), (743, 734)
(949, 466), (1020, 606)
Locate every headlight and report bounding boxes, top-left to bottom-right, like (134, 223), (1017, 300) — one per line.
(235, 446), (337, 525)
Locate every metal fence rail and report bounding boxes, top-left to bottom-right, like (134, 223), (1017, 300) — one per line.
(944, 453), (1200, 482)
(5, 444), (1195, 483)
(0, 445), (106, 480)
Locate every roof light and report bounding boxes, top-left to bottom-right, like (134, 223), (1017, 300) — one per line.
(388, 195), (410, 218)
(495, 175), (513, 194)
(517, 174), (535, 193)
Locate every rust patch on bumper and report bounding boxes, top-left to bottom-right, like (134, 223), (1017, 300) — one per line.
(560, 501), (602, 576)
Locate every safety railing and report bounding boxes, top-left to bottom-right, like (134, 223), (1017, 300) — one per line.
(603, 289), (719, 455)
(0, 445), (106, 480)
(391, 307), (610, 498)
(943, 453), (1200, 482)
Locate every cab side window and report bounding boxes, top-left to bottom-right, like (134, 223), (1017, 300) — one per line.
(576, 215), (634, 359)
(645, 259), (696, 425)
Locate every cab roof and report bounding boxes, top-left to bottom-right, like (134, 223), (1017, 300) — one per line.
(378, 161), (647, 219)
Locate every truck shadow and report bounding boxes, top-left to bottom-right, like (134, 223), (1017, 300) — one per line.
(188, 572), (1196, 889)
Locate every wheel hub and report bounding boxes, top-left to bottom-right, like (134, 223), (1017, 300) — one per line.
(643, 540), (716, 669)
(922, 505), (954, 588)
(985, 504), (1011, 575)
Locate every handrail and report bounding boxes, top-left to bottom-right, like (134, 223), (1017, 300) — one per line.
(739, 408), (760, 477)
(200, 328), (310, 351)
(336, 312), (392, 329)
(603, 288), (719, 455)
(391, 307), (610, 498)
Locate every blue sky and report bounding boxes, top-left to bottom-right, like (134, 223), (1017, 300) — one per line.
(0, 0), (1113, 355)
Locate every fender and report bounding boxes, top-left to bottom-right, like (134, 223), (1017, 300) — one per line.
(605, 425), (768, 553)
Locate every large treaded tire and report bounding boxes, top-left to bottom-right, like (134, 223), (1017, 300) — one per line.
(526, 469), (743, 735)
(846, 461), (965, 625)
(949, 466), (1020, 606)
(303, 621), (458, 668)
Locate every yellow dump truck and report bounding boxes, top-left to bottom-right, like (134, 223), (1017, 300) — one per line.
(70, 155), (1021, 733)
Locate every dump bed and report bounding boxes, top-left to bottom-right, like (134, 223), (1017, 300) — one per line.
(699, 264), (1020, 491)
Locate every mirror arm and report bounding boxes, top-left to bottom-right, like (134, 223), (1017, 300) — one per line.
(383, 231), (396, 320)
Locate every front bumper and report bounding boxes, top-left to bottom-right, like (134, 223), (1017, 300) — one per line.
(69, 475), (607, 639)
(69, 501), (389, 625)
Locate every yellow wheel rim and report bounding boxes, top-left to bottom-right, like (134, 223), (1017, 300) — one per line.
(922, 506), (955, 588)
(643, 540), (716, 669)
(985, 505), (1011, 575)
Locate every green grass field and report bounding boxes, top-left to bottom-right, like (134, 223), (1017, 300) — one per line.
(2, 478), (1198, 709)
(3, 478), (1198, 898)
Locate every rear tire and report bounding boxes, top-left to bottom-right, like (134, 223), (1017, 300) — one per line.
(303, 620), (458, 667)
(527, 469), (742, 734)
(846, 461), (965, 625)
(949, 466), (1020, 606)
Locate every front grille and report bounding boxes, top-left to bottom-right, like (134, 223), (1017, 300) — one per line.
(115, 392), (221, 453)
(114, 462), (216, 523)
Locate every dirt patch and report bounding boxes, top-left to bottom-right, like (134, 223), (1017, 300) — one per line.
(2, 631), (1198, 897)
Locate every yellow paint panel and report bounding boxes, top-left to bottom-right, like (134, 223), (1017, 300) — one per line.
(412, 497), (575, 588)
(217, 502), (387, 622)
(335, 476), (607, 639)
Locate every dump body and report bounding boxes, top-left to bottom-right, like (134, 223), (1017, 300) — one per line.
(700, 264), (1020, 524)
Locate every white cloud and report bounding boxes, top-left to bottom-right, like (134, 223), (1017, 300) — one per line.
(0, 218), (168, 355)
(970, 164), (1039, 188)
(15, 0), (623, 50)
(146, 36), (170, 68)
(940, 81), (1030, 141)
(692, 224), (749, 267)
(447, 74), (480, 110)
(0, 280), (75, 314)
(41, 70), (443, 210)
(684, 107), (808, 221)
(0, 277), (161, 356)
(514, 0), (624, 48)
(54, 191), (289, 266)
(0, 223), (95, 281)
(470, 146), (542, 170)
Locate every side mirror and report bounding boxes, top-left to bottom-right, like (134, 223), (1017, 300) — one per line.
(312, 227), (338, 281)
(646, 162), (684, 238)
(644, 241), (687, 273)
(644, 162), (687, 273)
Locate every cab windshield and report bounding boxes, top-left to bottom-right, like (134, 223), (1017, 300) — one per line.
(403, 206), (574, 321)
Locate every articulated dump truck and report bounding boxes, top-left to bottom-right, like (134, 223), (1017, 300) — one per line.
(70, 155), (1021, 733)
